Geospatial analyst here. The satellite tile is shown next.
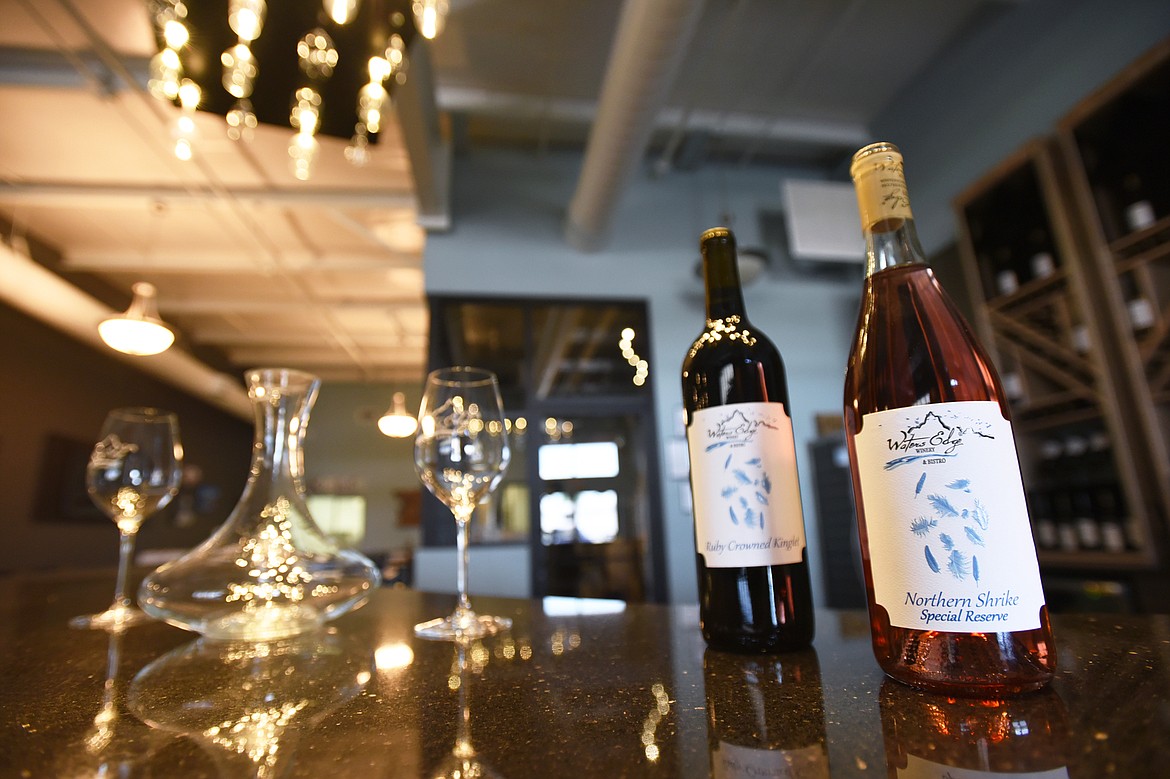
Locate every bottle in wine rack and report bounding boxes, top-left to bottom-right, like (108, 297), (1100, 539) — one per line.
(992, 247), (1020, 296)
(1026, 227), (1057, 280)
(843, 142), (1056, 695)
(682, 226), (815, 653)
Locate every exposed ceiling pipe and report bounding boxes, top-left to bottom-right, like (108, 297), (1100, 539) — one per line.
(0, 240), (252, 421)
(565, 0), (706, 251)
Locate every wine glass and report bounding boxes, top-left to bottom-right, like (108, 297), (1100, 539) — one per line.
(70, 407), (182, 631)
(413, 367), (511, 639)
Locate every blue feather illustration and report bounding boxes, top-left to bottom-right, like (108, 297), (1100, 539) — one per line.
(964, 526), (985, 546)
(915, 472), (927, 497)
(745, 457), (762, 466)
(973, 555), (981, 583)
(729, 506), (739, 526)
(939, 533), (955, 551)
(724, 453), (733, 470)
(925, 545), (940, 573)
(971, 499), (990, 530)
(755, 491), (768, 506)
(761, 473), (772, 494)
(910, 517), (937, 537)
(732, 469), (752, 485)
(946, 479), (972, 492)
(947, 550), (969, 579)
(744, 508), (757, 527)
(720, 486), (736, 499)
(928, 494), (960, 517)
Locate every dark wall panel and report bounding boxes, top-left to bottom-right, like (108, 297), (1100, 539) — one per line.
(0, 302), (252, 573)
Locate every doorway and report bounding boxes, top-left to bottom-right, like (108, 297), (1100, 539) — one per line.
(422, 296), (666, 602)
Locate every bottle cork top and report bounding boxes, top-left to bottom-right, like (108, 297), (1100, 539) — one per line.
(850, 142), (912, 231)
(700, 226), (733, 243)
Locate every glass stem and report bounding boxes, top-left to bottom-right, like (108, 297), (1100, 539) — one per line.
(454, 505), (474, 614)
(111, 527), (138, 612)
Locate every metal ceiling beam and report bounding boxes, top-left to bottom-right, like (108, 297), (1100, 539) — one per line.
(565, 0), (706, 251)
(394, 40), (453, 231)
(437, 85), (869, 149)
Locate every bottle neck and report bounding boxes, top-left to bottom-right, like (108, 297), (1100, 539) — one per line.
(863, 215), (930, 278)
(701, 234), (748, 321)
(850, 142), (930, 277)
(243, 370), (319, 497)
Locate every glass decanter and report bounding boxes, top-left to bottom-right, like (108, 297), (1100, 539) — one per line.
(139, 368), (381, 640)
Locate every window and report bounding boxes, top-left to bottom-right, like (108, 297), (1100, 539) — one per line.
(306, 494), (366, 547)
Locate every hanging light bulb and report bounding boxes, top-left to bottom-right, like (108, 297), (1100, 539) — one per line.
(378, 392), (418, 438)
(228, 0), (267, 42)
(177, 78), (201, 111)
(298, 28), (338, 80)
(148, 48), (183, 101)
(162, 18), (189, 49)
(356, 81), (387, 133)
(289, 86), (321, 134)
(221, 43), (258, 99)
(385, 34), (407, 74)
(98, 282), (176, 356)
(324, 0), (360, 25)
(412, 0), (449, 39)
(289, 132), (319, 181)
(344, 124), (371, 167)
(226, 98), (258, 141)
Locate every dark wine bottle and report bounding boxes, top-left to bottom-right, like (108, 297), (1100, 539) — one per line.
(704, 648), (829, 777)
(681, 226), (814, 653)
(843, 143), (1056, 695)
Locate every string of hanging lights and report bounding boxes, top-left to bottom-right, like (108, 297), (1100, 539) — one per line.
(142, 0), (448, 179)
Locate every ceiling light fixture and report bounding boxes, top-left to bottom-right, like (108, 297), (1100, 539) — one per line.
(412, 0), (449, 40)
(378, 392), (419, 438)
(147, 1), (416, 177)
(98, 282), (176, 356)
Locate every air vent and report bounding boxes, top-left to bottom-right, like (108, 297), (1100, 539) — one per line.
(780, 179), (864, 264)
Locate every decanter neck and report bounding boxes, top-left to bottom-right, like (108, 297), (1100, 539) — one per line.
(245, 369), (320, 493)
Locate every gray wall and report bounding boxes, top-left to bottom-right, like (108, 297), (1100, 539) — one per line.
(302, 381), (423, 555)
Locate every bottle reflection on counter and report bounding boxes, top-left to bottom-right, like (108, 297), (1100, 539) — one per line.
(703, 648), (829, 779)
(879, 680), (1071, 778)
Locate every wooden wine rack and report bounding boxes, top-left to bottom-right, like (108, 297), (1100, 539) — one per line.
(953, 38), (1170, 609)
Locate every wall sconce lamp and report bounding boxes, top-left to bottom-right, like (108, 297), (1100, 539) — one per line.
(378, 391), (418, 438)
(98, 282), (176, 356)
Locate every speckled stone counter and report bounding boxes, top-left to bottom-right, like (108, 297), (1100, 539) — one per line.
(1, 571), (1167, 777)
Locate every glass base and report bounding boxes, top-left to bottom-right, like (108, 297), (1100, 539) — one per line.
(430, 753), (503, 779)
(69, 605), (152, 632)
(414, 608), (512, 641)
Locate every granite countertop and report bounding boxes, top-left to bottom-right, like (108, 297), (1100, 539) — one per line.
(1, 571), (1167, 777)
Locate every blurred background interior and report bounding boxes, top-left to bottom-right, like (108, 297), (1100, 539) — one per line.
(3, 0), (1170, 615)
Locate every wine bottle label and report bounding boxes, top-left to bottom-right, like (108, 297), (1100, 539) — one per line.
(687, 402), (806, 568)
(899, 753), (1069, 778)
(853, 401), (1045, 633)
(712, 741), (829, 779)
